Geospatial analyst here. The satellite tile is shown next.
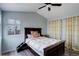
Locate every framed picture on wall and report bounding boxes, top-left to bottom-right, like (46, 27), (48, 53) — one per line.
(15, 25), (20, 34)
(8, 25), (15, 35)
(8, 19), (21, 35)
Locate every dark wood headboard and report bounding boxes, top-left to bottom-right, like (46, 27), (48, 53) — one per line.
(24, 28), (42, 39)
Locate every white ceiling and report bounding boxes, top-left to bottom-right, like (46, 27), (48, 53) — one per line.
(0, 3), (79, 20)
(37, 3), (79, 20)
(0, 3), (44, 12)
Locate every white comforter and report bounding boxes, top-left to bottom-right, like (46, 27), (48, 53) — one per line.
(26, 37), (61, 55)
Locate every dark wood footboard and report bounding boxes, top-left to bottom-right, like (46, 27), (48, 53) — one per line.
(44, 41), (65, 56)
(28, 41), (65, 56)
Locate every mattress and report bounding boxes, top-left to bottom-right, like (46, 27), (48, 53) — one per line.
(25, 37), (61, 56)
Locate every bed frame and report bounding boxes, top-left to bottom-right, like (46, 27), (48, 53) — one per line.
(24, 28), (65, 56)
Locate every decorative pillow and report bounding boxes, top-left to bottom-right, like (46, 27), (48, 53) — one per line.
(27, 34), (32, 38)
(31, 31), (34, 35)
(31, 31), (40, 38)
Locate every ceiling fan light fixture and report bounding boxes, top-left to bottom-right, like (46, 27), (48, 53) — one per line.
(48, 7), (51, 11)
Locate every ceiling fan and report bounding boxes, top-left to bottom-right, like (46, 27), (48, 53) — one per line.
(38, 3), (62, 11)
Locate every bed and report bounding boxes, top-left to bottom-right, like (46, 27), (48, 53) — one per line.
(24, 28), (65, 56)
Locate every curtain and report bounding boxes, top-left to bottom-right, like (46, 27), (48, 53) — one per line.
(65, 17), (72, 49)
(66, 16), (79, 51)
(47, 16), (79, 51)
(72, 16), (79, 51)
(47, 20), (61, 40)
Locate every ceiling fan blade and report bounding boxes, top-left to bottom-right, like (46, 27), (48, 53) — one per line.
(51, 3), (62, 6)
(45, 3), (51, 5)
(38, 5), (47, 9)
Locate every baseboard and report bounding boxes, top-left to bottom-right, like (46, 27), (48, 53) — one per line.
(2, 48), (16, 54)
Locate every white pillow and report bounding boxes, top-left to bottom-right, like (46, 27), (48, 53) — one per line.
(27, 34), (32, 38)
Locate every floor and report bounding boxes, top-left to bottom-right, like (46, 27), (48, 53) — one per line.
(2, 48), (79, 56)
(2, 49), (34, 56)
(65, 48), (79, 56)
